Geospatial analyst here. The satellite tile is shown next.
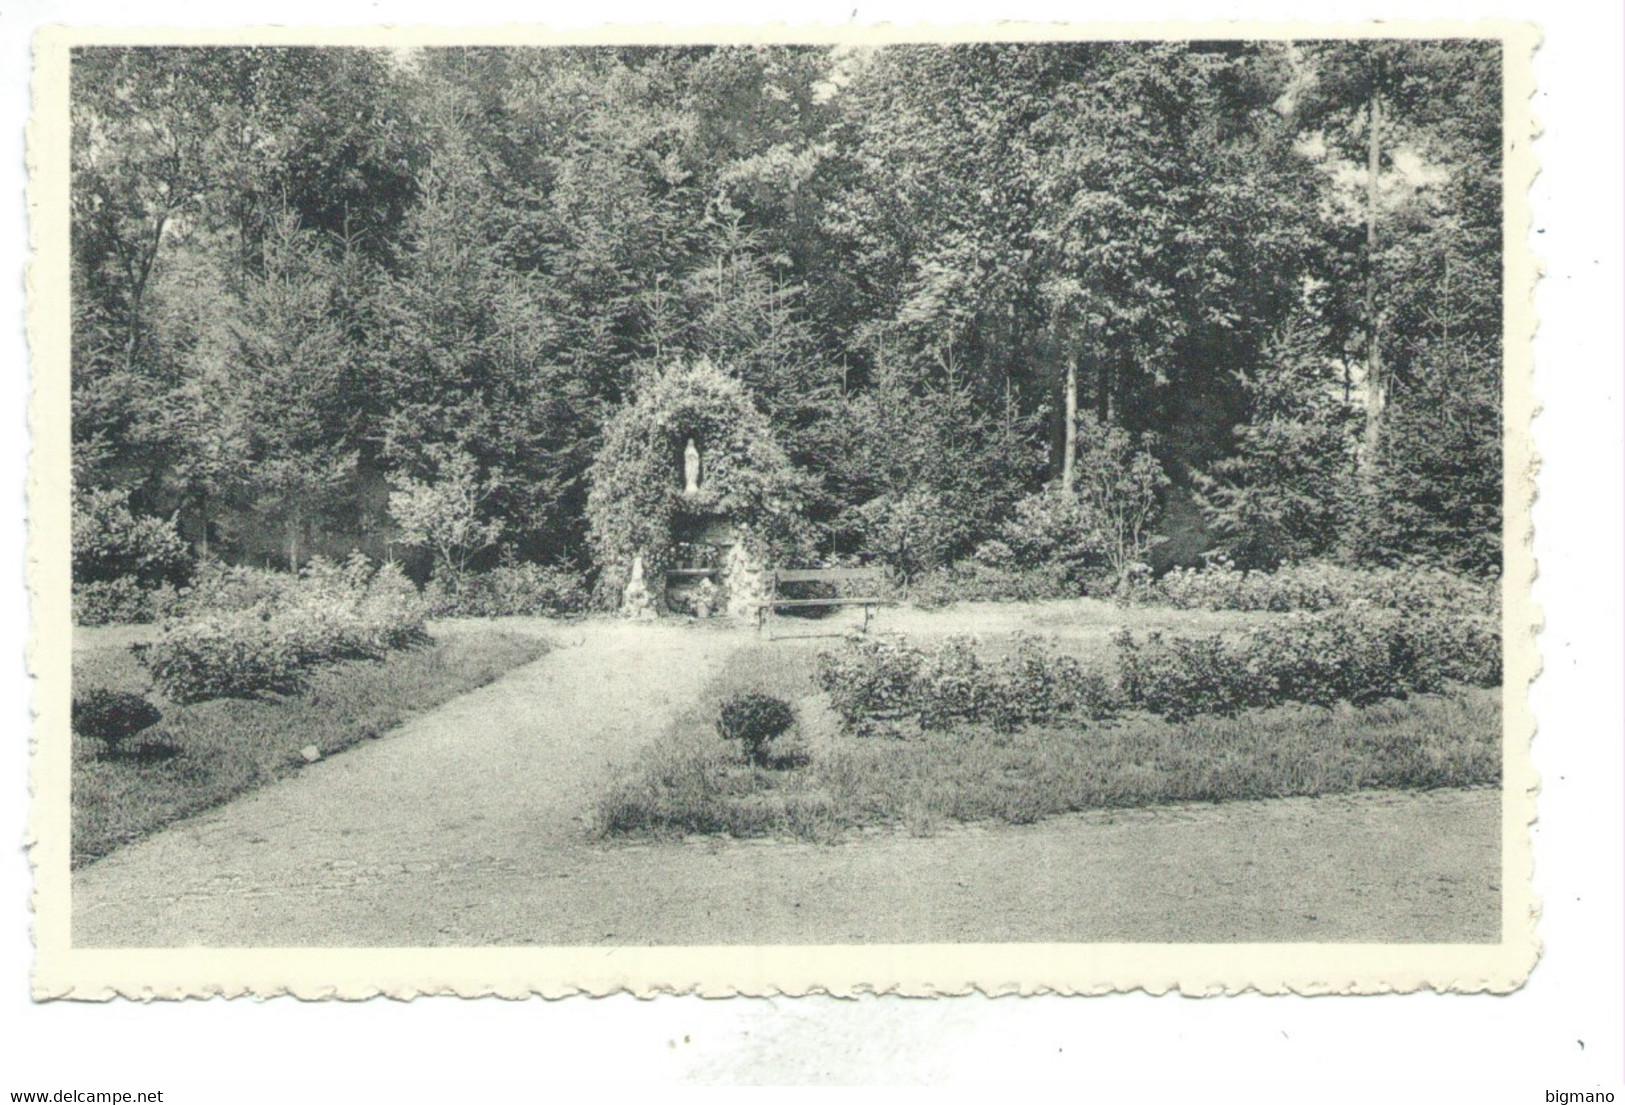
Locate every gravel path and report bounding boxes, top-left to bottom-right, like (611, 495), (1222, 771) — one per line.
(73, 619), (1500, 947)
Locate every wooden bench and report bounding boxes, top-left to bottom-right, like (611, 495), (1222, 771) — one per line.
(758, 567), (891, 639)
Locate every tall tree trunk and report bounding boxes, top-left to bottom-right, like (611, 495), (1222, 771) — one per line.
(120, 214), (167, 375)
(287, 508), (303, 572)
(1062, 351), (1078, 492)
(1362, 87), (1386, 469)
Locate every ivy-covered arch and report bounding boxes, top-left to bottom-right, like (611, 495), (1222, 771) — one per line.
(586, 359), (813, 610)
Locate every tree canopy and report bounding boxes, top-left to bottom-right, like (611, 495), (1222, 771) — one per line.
(69, 40), (1506, 582)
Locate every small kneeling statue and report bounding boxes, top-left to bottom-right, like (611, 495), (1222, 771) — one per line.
(621, 554), (657, 620)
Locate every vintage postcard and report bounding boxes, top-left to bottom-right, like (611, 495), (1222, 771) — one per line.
(29, 19), (1539, 998)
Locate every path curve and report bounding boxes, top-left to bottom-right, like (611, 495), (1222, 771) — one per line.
(73, 620), (735, 946)
(73, 620), (1499, 946)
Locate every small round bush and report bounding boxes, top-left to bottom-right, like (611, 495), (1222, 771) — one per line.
(716, 693), (796, 766)
(71, 689), (162, 753)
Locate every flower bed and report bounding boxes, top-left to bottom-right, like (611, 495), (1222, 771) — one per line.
(138, 554), (428, 703)
(814, 632), (1118, 734)
(814, 603), (1499, 732)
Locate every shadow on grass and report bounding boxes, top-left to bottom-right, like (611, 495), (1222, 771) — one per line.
(96, 737), (184, 765)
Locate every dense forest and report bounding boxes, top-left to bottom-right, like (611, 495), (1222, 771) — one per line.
(70, 40), (1504, 602)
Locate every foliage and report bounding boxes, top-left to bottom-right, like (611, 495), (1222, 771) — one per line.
(138, 613), (306, 703)
(139, 554), (428, 703)
(388, 445), (506, 576)
(71, 689), (162, 754)
(812, 633), (925, 729)
(826, 359), (1045, 579)
(1154, 559), (1499, 617)
(1069, 412), (1170, 589)
(228, 212), (364, 568)
(1113, 604), (1499, 721)
(904, 561), (1078, 609)
(585, 358), (814, 606)
(424, 561), (590, 618)
(72, 488), (191, 624)
(1296, 41), (1504, 574)
(814, 632), (1117, 734)
(176, 559), (299, 615)
(1398, 605), (1502, 690)
(73, 488), (192, 589)
(999, 487), (1109, 579)
(716, 693), (797, 766)
(843, 491), (957, 583)
(371, 96), (592, 564)
(73, 578), (180, 627)
(1355, 342), (1503, 574)
(1196, 315), (1358, 568)
(68, 43), (1503, 582)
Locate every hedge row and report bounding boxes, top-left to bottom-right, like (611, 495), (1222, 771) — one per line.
(1153, 560), (1498, 617)
(1115, 606), (1500, 721)
(815, 632), (1117, 734)
(815, 605), (1499, 733)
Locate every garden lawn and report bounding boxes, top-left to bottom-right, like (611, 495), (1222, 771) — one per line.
(595, 640), (1501, 842)
(72, 627), (550, 867)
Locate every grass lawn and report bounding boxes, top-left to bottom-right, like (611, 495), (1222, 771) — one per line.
(595, 632), (1502, 842)
(72, 627), (551, 867)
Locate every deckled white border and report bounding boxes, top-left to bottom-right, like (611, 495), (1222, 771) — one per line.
(26, 18), (1541, 999)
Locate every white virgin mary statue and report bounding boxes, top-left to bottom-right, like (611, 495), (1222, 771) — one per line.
(684, 437), (701, 495)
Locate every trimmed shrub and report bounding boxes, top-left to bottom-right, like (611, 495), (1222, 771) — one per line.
(71, 689), (162, 753)
(73, 578), (179, 626)
(1114, 629), (1245, 721)
(140, 554), (428, 703)
(1248, 608), (1410, 707)
(717, 693), (796, 766)
(1114, 605), (1500, 721)
(816, 632), (1116, 735)
(912, 635), (990, 730)
(138, 613), (307, 702)
(424, 562), (589, 618)
(814, 633), (924, 727)
(176, 560), (298, 616)
(1403, 608), (1502, 689)
(987, 632), (1110, 730)
(816, 606), (1497, 733)
(906, 562), (1077, 609)
(1155, 560), (1498, 618)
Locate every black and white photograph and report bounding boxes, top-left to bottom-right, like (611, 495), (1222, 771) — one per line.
(6, 0), (1625, 1095)
(28, 21), (1543, 996)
